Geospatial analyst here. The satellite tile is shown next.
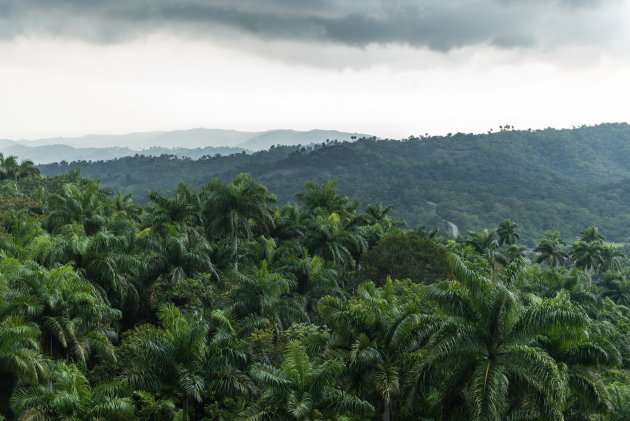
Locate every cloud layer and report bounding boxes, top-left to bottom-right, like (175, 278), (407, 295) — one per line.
(1, 0), (625, 51)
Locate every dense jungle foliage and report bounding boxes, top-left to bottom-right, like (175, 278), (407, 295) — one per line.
(4, 152), (630, 420)
(39, 123), (630, 244)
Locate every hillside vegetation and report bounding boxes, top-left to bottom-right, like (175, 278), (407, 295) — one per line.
(39, 123), (630, 243)
(2, 157), (630, 420)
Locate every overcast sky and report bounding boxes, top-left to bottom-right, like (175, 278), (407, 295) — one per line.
(1, 0), (629, 140)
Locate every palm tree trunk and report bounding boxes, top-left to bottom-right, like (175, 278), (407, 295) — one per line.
(232, 236), (238, 271)
(183, 396), (189, 421)
(378, 396), (390, 421)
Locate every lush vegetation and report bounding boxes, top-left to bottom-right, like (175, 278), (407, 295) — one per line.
(4, 152), (630, 420)
(39, 123), (630, 244)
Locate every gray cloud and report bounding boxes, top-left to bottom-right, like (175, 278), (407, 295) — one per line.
(0, 0), (624, 51)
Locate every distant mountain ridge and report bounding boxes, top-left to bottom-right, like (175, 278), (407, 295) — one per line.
(2, 128), (371, 163)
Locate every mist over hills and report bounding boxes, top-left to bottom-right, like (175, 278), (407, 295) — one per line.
(1, 129), (369, 164)
(37, 123), (630, 244)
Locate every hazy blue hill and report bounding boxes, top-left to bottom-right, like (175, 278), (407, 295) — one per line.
(6, 129), (370, 162)
(2, 144), (134, 164)
(13, 129), (252, 149)
(38, 123), (630, 243)
(13, 128), (370, 151)
(144, 129), (256, 148)
(19, 132), (162, 148)
(0, 143), (248, 165)
(238, 129), (371, 150)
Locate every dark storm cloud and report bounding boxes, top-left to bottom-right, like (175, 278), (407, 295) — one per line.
(0, 0), (622, 51)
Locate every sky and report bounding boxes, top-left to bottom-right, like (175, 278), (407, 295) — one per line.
(1, 0), (629, 141)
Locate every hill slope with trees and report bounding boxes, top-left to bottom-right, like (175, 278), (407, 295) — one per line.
(39, 123), (630, 243)
(3, 157), (630, 420)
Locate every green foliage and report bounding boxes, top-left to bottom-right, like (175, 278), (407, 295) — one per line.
(359, 233), (452, 285)
(2, 157), (630, 420)
(39, 123), (630, 243)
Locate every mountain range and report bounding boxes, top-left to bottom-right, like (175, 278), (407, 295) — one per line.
(1, 129), (369, 164)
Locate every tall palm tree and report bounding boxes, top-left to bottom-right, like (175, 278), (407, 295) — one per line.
(600, 275), (630, 307)
(364, 202), (393, 224)
(412, 254), (587, 420)
(243, 340), (373, 420)
(534, 231), (568, 268)
(496, 219), (519, 246)
(463, 229), (503, 270)
(571, 241), (604, 284)
(599, 244), (626, 273)
(203, 174), (276, 269)
(464, 229), (497, 255)
(580, 226), (605, 243)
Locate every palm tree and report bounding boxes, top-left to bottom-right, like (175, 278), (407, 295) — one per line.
(124, 305), (208, 421)
(503, 244), (526, 263)
(9, 262), (120, 363)
(599, 244), (626, 273)
(520, 267), (599, 318)
(412, 254), (587, 420)
(496, 219), (519, 246)
(10, 361), (133, 420)
(40, 225), (144, 308)
(145, 225), (217, 286)
(545, 325), (620, 419)
(228, 261), (307, 333)
(46, 182), (107, 235)
(0, 315), (47, 385)
(571, 241), (604, 284)
(287, 254), (342, 314)
(600, 275), (630, 307)
(319, 281), (435, 421)
(0, 155), (21, 181)
(534, 231), (568, 268)
(295, 180), (358, 218)
(124, 305), (248, 421)
(364, 202), (393, 224)
(463, 229), (502, 270)
(203, 174), (276, 269)
(580, 226), (605, 243)
(0, 154), (40, 181)
(148, 182), (202, 232)
(464, 229), (497, 255)
(302, 212), (367, 269)
(243, 340), (373, 420)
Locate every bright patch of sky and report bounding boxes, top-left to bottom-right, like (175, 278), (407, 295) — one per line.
(1, 0), (629, 141)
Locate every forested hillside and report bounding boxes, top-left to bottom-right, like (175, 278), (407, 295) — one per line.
(3, 155), (630, 420)
(40, 123), (630, 244)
